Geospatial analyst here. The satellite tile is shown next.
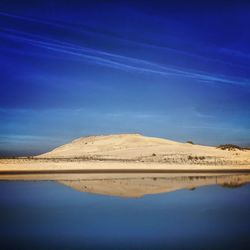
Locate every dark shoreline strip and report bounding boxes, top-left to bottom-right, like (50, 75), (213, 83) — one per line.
(0, 169), (250, 175)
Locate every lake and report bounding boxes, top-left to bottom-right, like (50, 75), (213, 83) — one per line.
(1, 174), (250, 249)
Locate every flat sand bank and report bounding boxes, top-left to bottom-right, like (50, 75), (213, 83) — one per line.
(0, 159), (250, 174)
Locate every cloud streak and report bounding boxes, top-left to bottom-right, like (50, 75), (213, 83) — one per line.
(0, 26), (249, 87)
(1, 10), (250, 87)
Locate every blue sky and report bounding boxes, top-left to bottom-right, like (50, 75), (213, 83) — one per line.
(0, 1), (250, 155)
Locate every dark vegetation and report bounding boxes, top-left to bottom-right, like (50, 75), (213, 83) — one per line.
(217, 144), (242, 151)
(0, 156), (19, 159)
(188, 155), (205, 161)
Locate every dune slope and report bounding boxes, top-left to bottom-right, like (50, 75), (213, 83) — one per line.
(38, 134), (250, 166)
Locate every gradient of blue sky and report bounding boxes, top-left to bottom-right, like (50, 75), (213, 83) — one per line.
(0, 1), (250, 155)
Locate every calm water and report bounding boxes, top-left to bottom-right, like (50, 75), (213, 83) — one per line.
(1, 181), (250, 250)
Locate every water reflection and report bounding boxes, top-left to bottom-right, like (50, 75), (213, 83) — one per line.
(58, 174), (250, 197)
(1, 172), (250, 198)
(1, 175), (250, 249)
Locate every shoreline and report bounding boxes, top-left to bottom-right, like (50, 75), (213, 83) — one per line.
(1, 168), (250, 175)
(0, 158), (250, 175)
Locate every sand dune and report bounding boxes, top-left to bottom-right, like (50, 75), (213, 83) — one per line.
(39, 133), (179, 159)
(38, 134), (250, 166)
(0, 134), (249, 171)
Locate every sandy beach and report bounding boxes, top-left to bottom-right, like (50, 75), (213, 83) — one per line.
(0, 158), (250, 172)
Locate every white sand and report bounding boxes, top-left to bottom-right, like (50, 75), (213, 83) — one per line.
(0, 134), (249, 171)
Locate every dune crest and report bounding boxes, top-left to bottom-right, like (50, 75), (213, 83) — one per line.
(37, 134), (250, 166)
(38, 134), (180, 158)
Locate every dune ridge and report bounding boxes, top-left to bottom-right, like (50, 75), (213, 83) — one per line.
(1, 134), (249, 171)
(37, 134), (250, 166)
(39, 134), (178, 158)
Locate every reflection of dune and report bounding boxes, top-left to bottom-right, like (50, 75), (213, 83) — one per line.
(220, 182), (245, 188)
(58, 174), (250, 198)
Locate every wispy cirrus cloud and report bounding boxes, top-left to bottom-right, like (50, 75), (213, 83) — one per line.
(1, 10), (250, 87)
(0, 26), (249, 87)
(2, 10), (249, 71)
